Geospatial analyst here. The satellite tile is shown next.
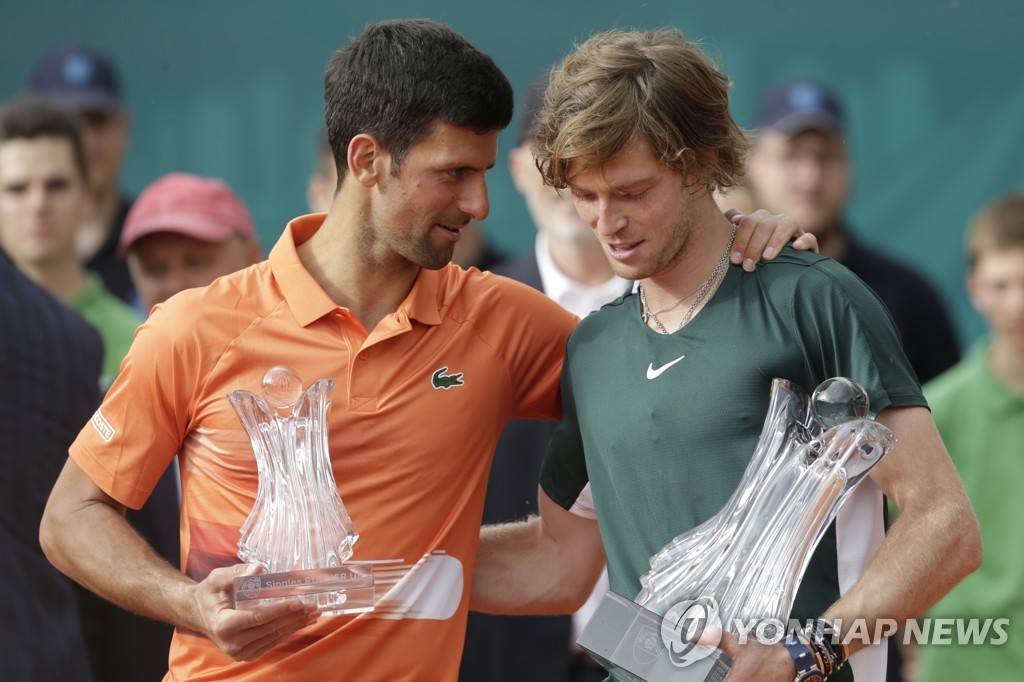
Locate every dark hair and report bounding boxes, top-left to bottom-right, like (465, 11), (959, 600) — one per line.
(323, 18), (513, 181)
(0, 96), (88, 182)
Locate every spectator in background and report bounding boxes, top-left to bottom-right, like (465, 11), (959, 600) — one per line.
(308, 127), (505, 270)
(747, 79), (960, 383)
(0, 96), (138, 390)
(26, 44), (136, 304)
(1, 247), (102, 682)
(916, 192), (1024, 682)
(122, 172), (262, 313)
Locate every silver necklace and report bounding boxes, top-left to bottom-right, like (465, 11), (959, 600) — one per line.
(645, 280), (705, 316)
(639, 224), (738, 334)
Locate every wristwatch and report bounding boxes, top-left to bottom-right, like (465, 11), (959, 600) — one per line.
(782, 633), (824, 682)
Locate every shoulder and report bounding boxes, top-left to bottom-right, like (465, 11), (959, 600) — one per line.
(1, 259), (104, 364)
(443, 264), (573, 324)
(568, 289), (634, 348)
(144, 261), (277, 355)
(764, 246), (856, 279)
(754, 247), (881, 305)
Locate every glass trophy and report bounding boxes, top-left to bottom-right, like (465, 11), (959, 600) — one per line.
(576, 377), (897, 681)
(228, 366), (376, 615)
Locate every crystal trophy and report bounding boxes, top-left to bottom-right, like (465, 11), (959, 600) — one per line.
(228, 366), (376, 615)
(577, 377), (897, 681)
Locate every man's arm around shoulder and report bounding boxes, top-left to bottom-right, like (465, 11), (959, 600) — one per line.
(472, 488), (605, 615)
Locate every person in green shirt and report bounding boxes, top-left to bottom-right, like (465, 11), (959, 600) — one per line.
(916, 192), (1024, 681)
(471, 28), (981, 682)
(0, 96), (138, 390)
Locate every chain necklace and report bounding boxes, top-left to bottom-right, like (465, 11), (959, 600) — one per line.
(639, 224), (738, 334)
(645, 280), (705, 316)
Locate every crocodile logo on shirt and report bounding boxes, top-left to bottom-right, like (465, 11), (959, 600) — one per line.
(431, 366), (465, 390)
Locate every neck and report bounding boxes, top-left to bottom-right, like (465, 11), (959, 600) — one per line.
(298, 208), (421, 333)
(988, 337), (1024, 395)
(545, 232), (615, 287)
(640, 204), (736, 332)
(18, 257), (88, 302)
(643, 203), (733, 306)
(76, 187), (120, 262)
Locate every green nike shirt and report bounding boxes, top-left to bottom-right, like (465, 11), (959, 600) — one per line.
(540, 247), (926, 681)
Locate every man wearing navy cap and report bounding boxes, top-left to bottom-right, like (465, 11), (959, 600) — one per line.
(748, 79), (960, 384)
(25, 44), (135, 305)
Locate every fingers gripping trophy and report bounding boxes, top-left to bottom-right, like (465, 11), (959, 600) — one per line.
(228, 366), (379, 615)
(577, 377), (896, 681)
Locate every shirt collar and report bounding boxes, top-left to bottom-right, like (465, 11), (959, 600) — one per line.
(401, 267), (443, 326)
(269, 214), (443, 328)
(534, 234), (628, 318)
(967, 338), (1024, 415)
(71, 271), (104, 308)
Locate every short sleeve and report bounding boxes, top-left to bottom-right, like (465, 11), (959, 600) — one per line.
(791, 261), (927, 416)
(69, 298), (202, 509)
(539, 344), (591, 511)
(489, 276), (578, 421)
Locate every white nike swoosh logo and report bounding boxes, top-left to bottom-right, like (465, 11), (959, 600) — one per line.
(646, 355), (686, 380)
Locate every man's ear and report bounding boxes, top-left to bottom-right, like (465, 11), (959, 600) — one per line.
(347, 133), (387, 188)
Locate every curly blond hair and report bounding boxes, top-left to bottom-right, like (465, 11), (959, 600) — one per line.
(533, 28), (749, 193)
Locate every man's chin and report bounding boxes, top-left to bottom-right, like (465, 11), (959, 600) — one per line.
(415, 246), (457, 270)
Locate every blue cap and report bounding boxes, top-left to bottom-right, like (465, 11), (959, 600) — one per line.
(25, 44), (122, 113)
(757, 79), (843, 136)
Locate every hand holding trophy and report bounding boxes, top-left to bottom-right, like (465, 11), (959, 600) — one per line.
(228, 366), (377, 615)
(578, 377), (896, 681)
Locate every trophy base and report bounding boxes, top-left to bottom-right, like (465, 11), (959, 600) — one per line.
(577, 592), (731, 682)
(233, 563), (376, 616)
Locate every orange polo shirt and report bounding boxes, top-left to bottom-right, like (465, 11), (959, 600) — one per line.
(70, 214), (576, 681)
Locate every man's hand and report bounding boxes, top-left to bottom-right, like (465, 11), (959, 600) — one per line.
(192, 564), (321, 661)
(726, 208), (818, 272)
(715, 632), (797, 681)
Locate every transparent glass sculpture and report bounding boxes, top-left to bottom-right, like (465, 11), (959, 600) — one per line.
(577, 377), (896, 681)
(228, 366), (374, 615)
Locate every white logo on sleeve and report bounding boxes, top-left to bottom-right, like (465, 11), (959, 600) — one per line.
(90, 408), (115, 442)
(646, 355), (686, 380)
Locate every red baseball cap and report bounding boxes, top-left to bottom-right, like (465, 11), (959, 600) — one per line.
(120, 173), (257, 255)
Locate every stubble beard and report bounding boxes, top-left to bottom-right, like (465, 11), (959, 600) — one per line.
(609, 190), (696, 283)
